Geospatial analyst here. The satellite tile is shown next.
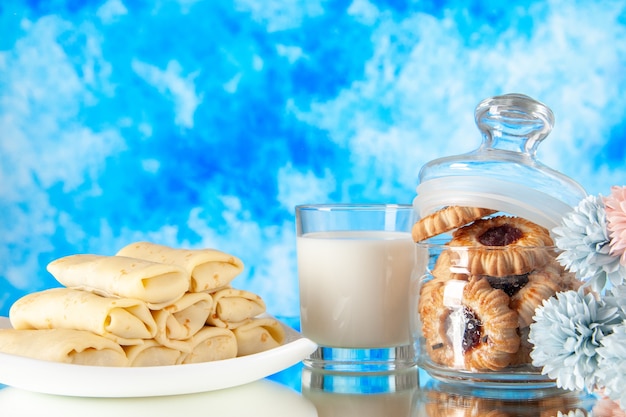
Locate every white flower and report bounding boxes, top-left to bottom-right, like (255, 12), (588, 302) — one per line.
(597, 322), (626, 407)
(553, 195), (626, 293)
(604, 185), (626, 265)
(529, 290), (623, 391)
(604, 285), (626, 319)
(607, 283), (626, 299)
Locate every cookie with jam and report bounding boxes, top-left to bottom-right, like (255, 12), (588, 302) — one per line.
(448, 216), (554, 276)
(419, 276), (520, 371)
(476, 260), (580, 365)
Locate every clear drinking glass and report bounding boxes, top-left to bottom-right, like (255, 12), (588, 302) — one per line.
(296, 204), (417, 372)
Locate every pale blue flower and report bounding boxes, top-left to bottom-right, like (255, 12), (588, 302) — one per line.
(596, 322), (626, 407)
(529, 290), (623, 391)
(553, 195), (626, 293)
(604, 285), (626, 319)
(606, 283), (626, 299)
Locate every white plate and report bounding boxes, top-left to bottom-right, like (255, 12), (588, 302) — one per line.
(0, 316), (316, 398)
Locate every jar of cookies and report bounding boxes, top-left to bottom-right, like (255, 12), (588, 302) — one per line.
(410, 93), (588, 390)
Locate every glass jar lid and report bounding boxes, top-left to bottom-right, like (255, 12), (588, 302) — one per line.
(413, 93), (587, 230)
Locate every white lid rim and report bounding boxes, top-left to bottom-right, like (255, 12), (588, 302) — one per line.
(413, 177), (575, 231)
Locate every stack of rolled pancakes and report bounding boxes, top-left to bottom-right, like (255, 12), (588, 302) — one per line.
(0, 242), (285, 367)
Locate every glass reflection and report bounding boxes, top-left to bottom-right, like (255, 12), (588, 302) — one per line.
(300, 366), (613, 416)
(302, 367), (419, 417)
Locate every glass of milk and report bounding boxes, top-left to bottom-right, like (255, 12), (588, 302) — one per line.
(296, 204), (417, 372)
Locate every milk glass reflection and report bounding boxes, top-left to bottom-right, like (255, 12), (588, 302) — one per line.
(302, 368), (418, 417)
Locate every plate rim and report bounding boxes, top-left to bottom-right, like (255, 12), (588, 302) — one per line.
(0, 316), (316, 397)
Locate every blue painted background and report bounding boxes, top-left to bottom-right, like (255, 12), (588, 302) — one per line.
(1, 0), (626, 318)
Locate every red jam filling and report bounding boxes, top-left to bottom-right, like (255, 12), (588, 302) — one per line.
(485, 273), (530, 296)
(478, 225), (523, 246)
(461, 307), (483, 353)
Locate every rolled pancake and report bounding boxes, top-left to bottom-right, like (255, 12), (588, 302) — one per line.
(178, 326), (238, 364)
(206, 288), (266, 328)
(153, 292), (213, 349)
(116, 242), (244, 292)
(47, 254), (189, 307)
(9, 288), (157, 345)
(123, 340), (182, 367)
(232, 318), (285, 356)
(0, 328), (127, 366)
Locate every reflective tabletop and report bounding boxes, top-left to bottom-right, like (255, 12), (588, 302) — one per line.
(1, 363), (614, 417)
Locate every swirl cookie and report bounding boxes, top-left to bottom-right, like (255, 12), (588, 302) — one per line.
(419, 278), (455, 366)
(509, 261), (580, 328)
(475, 260), (582, 366)
(509, 326), (533, 367)
(508, 261), (581, 366)
(419, 276), (520, 371)
(412, 206), (497, 242)
(448, 216), (554, 276)
(461, 277), (520, 370)
(431, 249), (471, 282)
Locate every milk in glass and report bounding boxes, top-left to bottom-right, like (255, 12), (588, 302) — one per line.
(297, 230), (414, 348)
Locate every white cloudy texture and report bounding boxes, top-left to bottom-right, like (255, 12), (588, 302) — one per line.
(0, 0), (625, 317)
(297, 1), (626, 197)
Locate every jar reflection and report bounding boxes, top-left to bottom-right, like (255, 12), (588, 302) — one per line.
(414, 377), (595, 417)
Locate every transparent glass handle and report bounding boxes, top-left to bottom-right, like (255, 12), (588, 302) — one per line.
(474, 93), (555, 157)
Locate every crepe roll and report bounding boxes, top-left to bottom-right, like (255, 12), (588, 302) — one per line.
(9, 288), (157, 345)
(124, 340), (182, 367)
(116, 241), (244, 292)
(0, 328), (128, 366)
(178, 326), (238, 364)
(153, 292), (213, 349)
(47, 254), (189, 307)
(206, 288), (266, 328)
(232, 318), (285, 356)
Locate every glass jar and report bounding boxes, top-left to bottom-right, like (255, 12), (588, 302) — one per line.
(410, 93), (588, 390)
